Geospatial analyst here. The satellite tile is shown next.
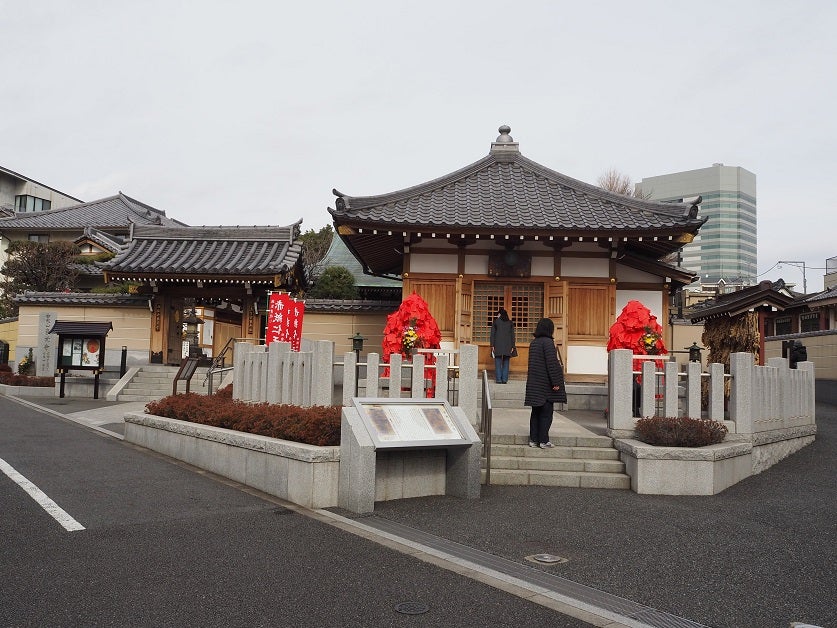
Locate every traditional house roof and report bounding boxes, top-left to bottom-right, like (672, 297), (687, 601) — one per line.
(75, 227), (125, 255)
(330, 126), (706, 277)
(15, 291), (149, 307)
(304, 298), (400, 313)
(318, 235), (402, 297)
(685, 280), (796, 323)
(0, 192), (185, 232)
(804, 285), (837, 307)
(103, 223), (303, 286)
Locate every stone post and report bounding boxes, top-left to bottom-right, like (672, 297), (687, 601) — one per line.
(310, 340), (334, 407)
(607, 349), (634, 435)
(434, 353), (449, 400)
(411, 353), (425, 398)
(365, 352), (380, 398)
(641, 361), (656, 417)
(686, 361), (702, 418)
(342, 351), (357, 407)
(388, 354), (402, 398)
(709, 362), (725, 422)
(664, 361), (678, 417)
(458, 344), (478, 422)
(729, 352), (753, 434)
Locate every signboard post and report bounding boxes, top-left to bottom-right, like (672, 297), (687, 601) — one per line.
(339, 398), (481, 514)
(49, 321), (113, 399)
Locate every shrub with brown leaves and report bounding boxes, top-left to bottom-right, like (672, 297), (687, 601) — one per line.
(634, 416), (728, 447)
(0, 373), (55, 387)
(145, 393), (341, 446)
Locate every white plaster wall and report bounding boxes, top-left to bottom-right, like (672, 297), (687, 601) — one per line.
(616, 290), (664, 321)
(464, 254), (488, 275)
(613, 265), (658, 282)
(530, 256), (553, 277)
(567, 345), (608, 375)
(561, 257), (609, 278)
(411, 253), (457, 274)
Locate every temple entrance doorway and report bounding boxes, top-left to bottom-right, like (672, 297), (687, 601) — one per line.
(472, 282), (544, 375)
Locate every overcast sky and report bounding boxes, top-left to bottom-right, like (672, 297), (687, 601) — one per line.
(2, 1), (834, 291)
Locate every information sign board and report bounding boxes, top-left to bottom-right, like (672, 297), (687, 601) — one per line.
(352, 398), (469, 449)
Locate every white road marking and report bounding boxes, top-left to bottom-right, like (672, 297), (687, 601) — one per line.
(0, 458), (85, 532)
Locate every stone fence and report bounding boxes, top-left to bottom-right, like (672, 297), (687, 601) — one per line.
(607, 349), (816, 437)
(607, 348), (817, 493)
(232, 340), (479, 422)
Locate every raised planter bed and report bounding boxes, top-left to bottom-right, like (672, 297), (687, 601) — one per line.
(614, 423), (817, 495)
(615, 439), (754, 495)
(0, 382), (56, 397)
(124, 412), (340, 508)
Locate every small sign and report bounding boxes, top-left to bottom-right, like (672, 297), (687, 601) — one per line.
(352, 398), (468, 449)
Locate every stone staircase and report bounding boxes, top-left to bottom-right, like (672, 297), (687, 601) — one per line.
(112, 365), (213, 402)
(482, 434), (631, 489)
(478, 379), (630, 489)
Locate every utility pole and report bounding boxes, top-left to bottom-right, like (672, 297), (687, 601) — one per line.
(778, 260), (807, 294)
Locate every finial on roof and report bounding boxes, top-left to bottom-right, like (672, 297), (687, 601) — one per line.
(490, 124), (519, 160)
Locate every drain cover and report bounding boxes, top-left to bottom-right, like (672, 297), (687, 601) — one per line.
(526, 553), (569, 565)
(395, 602), (429, 615)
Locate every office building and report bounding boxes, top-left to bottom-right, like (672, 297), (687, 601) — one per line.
(637, 164), (756, 286)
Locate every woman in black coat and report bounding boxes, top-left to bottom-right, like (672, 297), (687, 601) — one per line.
(490, 308), (516, 383)
(524, 317), (567, 448)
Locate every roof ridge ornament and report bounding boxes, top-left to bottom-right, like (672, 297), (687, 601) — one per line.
(490, 125), (519, 161)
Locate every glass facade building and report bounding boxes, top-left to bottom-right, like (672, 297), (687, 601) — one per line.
(637, 164), (756, 286)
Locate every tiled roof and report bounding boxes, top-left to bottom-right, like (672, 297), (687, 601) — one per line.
(0, 192), (186, 231)
(104, 223), (302, 280)
(304, 298), (401, 313)
(320, 235), (402, 288)
(805, 285), (837, 305)
(329, 132), (706, 275)
(685, 280), (796, 322)
(15, 291), (149, 307)
(48, 320), (113, 336)
(75, 227), (125, 254)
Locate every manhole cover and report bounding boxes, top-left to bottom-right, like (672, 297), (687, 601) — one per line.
(525, 553), (569, 565)
(395, 602), (429, 615)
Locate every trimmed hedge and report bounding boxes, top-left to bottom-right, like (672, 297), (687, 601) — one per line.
(145, 392), (341, 447)
(635, 416), (728, 447)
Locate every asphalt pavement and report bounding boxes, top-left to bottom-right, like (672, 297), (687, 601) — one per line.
(7, 392), (836, 628)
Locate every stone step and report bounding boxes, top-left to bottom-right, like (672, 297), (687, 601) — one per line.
(489, 443), (620, 460)
(491, 434), (613, 448)
(487, 455), (625, 474)
(482, 468), (631, 489)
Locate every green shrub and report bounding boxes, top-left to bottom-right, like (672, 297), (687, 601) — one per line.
(145, 392), (341, 446)
(635, 416), (728, 447)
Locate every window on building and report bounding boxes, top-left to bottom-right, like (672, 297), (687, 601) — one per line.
(800, 312), (820, 333)
(28, 234), (49, 243)
(472, 282), (544, 343)
(764, 319), (775, 337)
(15, 195), (51, 212)
(775, 317), (792, 335)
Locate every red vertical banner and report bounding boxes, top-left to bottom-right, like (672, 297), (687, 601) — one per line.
(265, 293), (305, 351)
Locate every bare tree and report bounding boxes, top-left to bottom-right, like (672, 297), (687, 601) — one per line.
(298, 225), (334, 282)
(597, 168), (652, 199)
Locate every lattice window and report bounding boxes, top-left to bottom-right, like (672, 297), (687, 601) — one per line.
(473, 282), (544, 343)
(775, 316), (792, 335)
(800, 312), (820, 333)
(473, 283), (504, 343)
(511, 284), (544, 340)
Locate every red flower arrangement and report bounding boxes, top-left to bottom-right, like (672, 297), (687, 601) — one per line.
(381, 292), (442, 396)
(607, 300), (667, 377)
